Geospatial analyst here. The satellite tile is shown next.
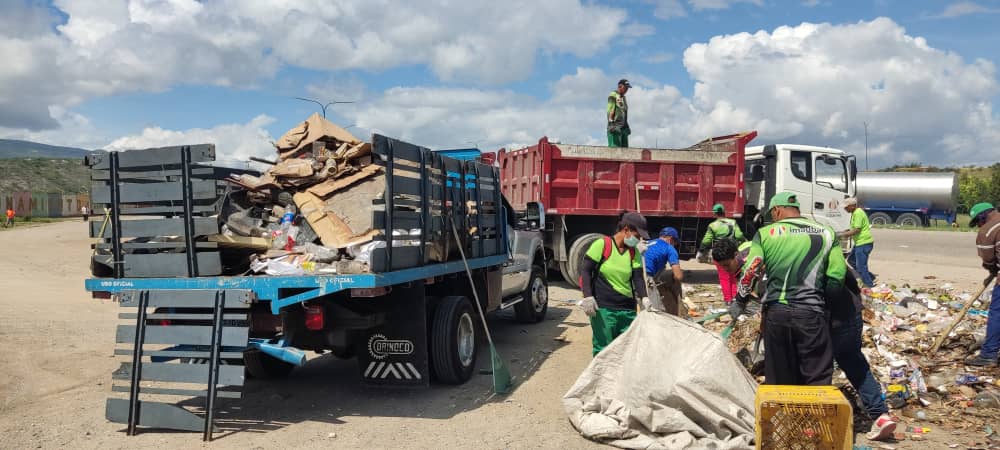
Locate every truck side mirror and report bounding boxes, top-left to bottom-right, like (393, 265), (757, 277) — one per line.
(849, 158), (857, 179)
(525, 202), (545, 230)
(749, 165), (765, 182)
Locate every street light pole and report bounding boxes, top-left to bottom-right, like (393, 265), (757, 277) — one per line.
(863, 121), (869, 171)
(294, 97), (356, 118)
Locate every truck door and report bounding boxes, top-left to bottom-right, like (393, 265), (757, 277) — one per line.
(812, 154), (851, 232)
(782, 149), (816, 218)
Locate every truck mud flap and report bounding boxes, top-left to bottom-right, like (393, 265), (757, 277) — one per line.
(106, 289), (252, 441)
(357, 284), (430, 387)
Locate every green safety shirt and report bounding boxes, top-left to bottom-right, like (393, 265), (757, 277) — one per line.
(586, 237), (642, 304)
(736, 217), (847, 310)
(850, 208), (874, 246)
(701, 217), (746, 249)
(607, 91), (628, 132)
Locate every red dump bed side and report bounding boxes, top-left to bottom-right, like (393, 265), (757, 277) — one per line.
(498, 131), (757, 218)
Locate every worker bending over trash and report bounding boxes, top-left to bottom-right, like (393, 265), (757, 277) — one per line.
(966, 202), (1000, 367)
(700, 203), (746, 304)
(643, 226), (685, 316)
(578, 212), (650, 356)
(731, 192), (847, 385)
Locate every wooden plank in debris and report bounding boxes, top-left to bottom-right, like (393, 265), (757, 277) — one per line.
(307, 164), (383, 198)
(269, 158), (314, 178)
(207, 234), (270, 250)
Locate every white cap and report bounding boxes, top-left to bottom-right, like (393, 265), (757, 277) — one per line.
(843, 198), (858, 206)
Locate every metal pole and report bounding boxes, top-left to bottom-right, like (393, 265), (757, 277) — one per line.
(863, 121), (869, 171)
(294, 97), (356, 118)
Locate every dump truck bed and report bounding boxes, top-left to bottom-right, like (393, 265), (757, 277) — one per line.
(498, 132), (757, 218)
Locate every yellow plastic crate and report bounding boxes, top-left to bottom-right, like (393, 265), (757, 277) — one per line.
(755, 385), (853, 450)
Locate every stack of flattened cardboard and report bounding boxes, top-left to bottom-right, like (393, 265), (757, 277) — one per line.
(220, 114), (386, 274)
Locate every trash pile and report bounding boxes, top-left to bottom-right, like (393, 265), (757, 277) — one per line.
(858, 281), (1000, 441)
(215, 113), (392, 276)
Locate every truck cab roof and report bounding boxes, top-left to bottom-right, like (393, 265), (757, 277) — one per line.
(746, 144), (847, 158)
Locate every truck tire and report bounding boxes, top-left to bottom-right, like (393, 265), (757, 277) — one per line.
(558, 261), (574, 285)
(869, 212), (892, 226)
(895, 213), (922, 227)
(430, 296), (478, 384)
(567, 233), (604, 289)
(514, 265), (548, 323)
(244, 348), (295, 379)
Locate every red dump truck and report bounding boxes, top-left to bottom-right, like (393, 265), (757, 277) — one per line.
(498, 132), (759, 285)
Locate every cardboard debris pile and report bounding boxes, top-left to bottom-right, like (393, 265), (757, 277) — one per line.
(215, 114), (389, 276)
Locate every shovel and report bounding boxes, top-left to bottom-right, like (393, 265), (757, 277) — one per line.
(929, 275), (996, 354)
(449, 217), (513, 394)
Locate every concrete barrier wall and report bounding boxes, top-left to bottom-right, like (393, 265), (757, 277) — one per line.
(0, 191), (89, 218)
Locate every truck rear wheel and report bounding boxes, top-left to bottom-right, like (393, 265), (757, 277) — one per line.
(567, 233), (604, 289)
(895, 213), (922, 227)
(431, 296), (478, 384)
(869, 212), (892, 226)
(244, 348), (295, 379)
(514, 266), (548, 323)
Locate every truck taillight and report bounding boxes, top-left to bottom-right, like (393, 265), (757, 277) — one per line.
(304, 305), (324, 331)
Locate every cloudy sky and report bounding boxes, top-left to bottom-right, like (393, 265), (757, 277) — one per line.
(1, 0), (999, 168)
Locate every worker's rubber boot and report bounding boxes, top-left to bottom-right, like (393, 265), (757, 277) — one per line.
(965, 355), (999, 367)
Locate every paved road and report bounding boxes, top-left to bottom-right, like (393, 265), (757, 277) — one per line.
(868, 228), (984, 288)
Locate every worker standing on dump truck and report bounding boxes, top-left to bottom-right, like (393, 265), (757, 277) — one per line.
(966, 202), (1000, 367)
(700, 203), (746, 303)
(578, 212), (649, 355)
(839, 198), (875, 288)
(607, 79), (630, 148)
(731, 192), (847, 385)
(643, 227), (684, 316)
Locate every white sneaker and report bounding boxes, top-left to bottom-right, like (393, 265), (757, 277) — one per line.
(866, 414), (897, 441)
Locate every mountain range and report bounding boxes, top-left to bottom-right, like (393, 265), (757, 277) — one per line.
(0, 139), (91, 159)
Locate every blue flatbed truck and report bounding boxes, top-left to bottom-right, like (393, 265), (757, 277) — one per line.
(85, 135), (547, 439)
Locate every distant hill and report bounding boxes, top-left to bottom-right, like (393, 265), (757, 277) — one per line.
(0, 139), (91, 159)
(0, 158), (91, 194)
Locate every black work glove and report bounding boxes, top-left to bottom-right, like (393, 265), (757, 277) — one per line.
(729, 297), (748, 319)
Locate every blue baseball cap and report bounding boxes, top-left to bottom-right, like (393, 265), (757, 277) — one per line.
(659, 227), (679, 239)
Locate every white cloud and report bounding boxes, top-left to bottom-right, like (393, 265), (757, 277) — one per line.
(0, 0), (627, 131)
(802, 0), (821, 6)
(682, 17), (1000, 166)
(647, 0), (687, 19)
(642, 52), (676, 64)
(688, 0), (763, 11)
(104, 115), (276, 161)
(932, 1), (1000, 18)
(331, 18), (999, 167)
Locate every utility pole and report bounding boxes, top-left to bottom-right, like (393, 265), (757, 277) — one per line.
(863, 121), (869, 171)
(294, 97), (355, 118)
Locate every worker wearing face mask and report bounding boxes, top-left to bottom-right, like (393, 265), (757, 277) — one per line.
(578, 212), (650, 355)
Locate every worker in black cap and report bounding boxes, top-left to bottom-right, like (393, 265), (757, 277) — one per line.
(607, 79), (631, 147)
(578, 211), (649, 355)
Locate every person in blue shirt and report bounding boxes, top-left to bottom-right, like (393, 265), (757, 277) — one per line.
(643, 227), (685, 316)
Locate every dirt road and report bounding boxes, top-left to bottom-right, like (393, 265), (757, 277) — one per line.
(0, 222), (991, 449)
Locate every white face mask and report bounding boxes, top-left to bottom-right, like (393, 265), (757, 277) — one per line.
(623, 235), (640, 248)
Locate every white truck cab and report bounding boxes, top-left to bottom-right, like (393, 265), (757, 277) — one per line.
(745, 144), (857, 237)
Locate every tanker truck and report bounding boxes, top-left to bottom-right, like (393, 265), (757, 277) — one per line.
(855, 172), (958, 227)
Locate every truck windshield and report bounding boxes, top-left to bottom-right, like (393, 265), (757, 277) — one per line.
(815, 157), (847, 192)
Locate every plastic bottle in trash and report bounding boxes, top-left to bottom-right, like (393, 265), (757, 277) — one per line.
(973, 391), (1000, 409)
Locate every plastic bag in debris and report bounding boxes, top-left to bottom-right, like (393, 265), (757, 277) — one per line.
(250, 256), (305, 276)
(296, 242), (339, 263)
(563, 312), (756, 450)
(347, 229), (423, 265)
